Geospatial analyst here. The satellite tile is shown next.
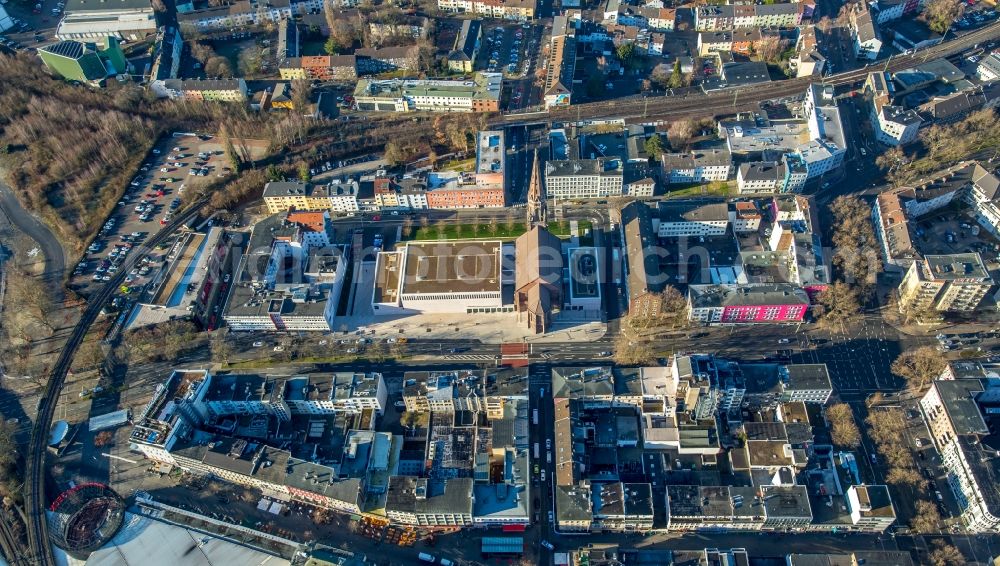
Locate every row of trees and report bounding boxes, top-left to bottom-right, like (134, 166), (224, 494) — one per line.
(878, 109), (1000, 186)
(866, 406), (924, 487)
(829, 195), (883, 293)
(116, 320), (206, 364)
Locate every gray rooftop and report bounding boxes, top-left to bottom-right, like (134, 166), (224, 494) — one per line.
(933, 379), (988, 435)
(385, 477), (473, 516)
(555, 484), (593, 522)
(923, 253), (990, 281)
(657, 201), (729, 224)
(783, 364), (832, 392)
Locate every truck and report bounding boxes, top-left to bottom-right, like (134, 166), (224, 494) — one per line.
(418, 553), (436, 563)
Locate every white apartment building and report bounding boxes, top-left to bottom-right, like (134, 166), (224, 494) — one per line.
(920, 379), (1000, 532)
(850, 4), (882, 61)
(661, 150), (733, 184)
(437, 0), (536, 20)
(874, 105), (922, 146)
(544, 159), (624, 199)
(656, 202), (729, 237)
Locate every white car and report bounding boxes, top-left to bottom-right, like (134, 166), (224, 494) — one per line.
(252, 341), (264, 347)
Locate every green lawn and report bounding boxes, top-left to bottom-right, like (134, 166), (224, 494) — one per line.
(665, 182), (733, 198)
(409, 222), (528, 241)
(405, 219), (592, 242)
(439, 157), (475, 172)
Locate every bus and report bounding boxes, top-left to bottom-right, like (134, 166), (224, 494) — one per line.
(532, 409), (538, 425)
(534, 443), (539, 460)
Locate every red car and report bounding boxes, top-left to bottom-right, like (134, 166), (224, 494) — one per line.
(372, 215), (381, 221)
(156, 189), (165, 197)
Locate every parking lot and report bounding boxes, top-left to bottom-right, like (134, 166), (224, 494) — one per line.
(70, 134), (235, 297)
(480, 22), (537, 79)
(912, 209), (1000, 263)
(955, 5), (999, 32)
(0, 0), (60, 53)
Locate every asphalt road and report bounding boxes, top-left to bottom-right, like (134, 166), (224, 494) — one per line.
(0, 181), (65, 299)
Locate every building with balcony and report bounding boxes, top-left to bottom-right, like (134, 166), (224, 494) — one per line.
(898, 253), (994, 313)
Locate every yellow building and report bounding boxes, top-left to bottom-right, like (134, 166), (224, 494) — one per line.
(263, 181), (332, 213)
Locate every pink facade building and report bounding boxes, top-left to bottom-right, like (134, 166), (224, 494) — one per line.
(688, 284), (810, 324)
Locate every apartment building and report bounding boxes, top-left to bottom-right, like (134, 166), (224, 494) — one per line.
(544, 159), (624, 199)
(661, 150), (733, 184)
(850, 4), (882, 60)
(372, 175), (430, 210)
(694, 3), (801, 31)
(737, 158), (807, 195)
(279, 55), (358, 80)
(731, 201), (762, 233)
(780, 364), (832, 404)
(656, 202), (729, 238)
(967, 162), (1000, 237)
(353, 74), (502, 113)
(847, 485), (897, 533)
(919, 378), (1000, 532)
(556, 484), (594, 532)
(156, 79), (248, 102)
(666, 485), (811, 531)
(368, 16), (429, 43)
(355, 45), (420, 73)
(386, 477), (474, 526)
(447, 19), (482, 72)
(591, 482), (654, 533)
(688, 284), (811, 324)
(263, 181), (362, 213)
(898, 253), (994, 313)
(544, 17), (576, 108)
(437, 0), (536, 20)
(874, 105), (922, 146)
(977, 53), (1000, 82)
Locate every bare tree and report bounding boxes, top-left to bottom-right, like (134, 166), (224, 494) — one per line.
(921, 0), (965, 33)
(814, 282), (863, 330)
(612, 331), (655, 366)
(826, 403), (861, 448)
(829, 195), (882, 291)
(754, 36), (785, 64)
(891, 346), (946, 392)
(668, 119), (695, 150)
(291, 79), (312, 111)
(928, 540), (965, 566)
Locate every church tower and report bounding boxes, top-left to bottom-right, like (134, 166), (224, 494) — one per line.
(526, 148), (547, 227)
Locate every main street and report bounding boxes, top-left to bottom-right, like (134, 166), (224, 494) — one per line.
(14, 18), (1000, 566)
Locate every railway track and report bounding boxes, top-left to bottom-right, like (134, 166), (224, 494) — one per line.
(495, 22), (1000, 126)
(19, 201), (207, 566)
